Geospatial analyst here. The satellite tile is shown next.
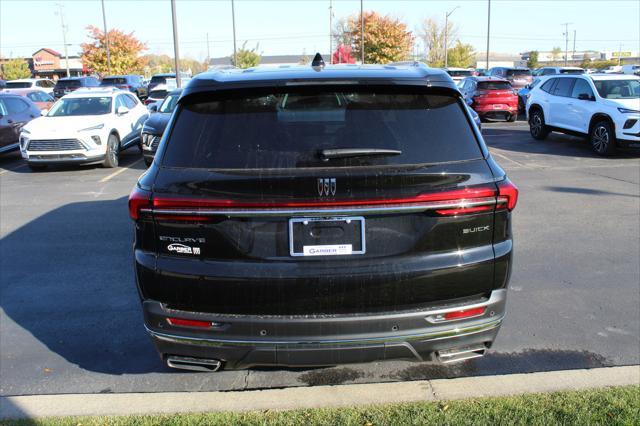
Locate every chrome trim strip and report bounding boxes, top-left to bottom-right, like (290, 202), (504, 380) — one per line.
(142, 199), (497, 218)
(145, 317), (503, 347)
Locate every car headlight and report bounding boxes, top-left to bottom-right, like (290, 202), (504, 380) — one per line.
(21, 128), (31, 135)
(618, 108), (640, 114)
(79, 123), (105, 131)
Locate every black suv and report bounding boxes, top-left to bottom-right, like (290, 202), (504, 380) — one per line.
(141, 88), (182, 166)
(100, 75), (147, 99)
(129, 60), (518, 372)
(53, 76), (100, 98)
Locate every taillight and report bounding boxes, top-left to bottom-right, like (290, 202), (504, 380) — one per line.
(167, 317), (212, 328)
(150, 185), (501, 220)
(128, 186), (152, 220)
(496, 179), (518, 211)
(443, 307), (486, 321)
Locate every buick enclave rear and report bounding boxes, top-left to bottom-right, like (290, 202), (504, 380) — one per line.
(129, 62), (518, 372)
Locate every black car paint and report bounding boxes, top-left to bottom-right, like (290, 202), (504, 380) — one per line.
(0, 93), (41, 153)
(53, 77), (100, 99)
(131, 64), (514, 370)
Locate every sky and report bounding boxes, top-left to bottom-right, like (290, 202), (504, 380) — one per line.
(1, 0), (639, 61)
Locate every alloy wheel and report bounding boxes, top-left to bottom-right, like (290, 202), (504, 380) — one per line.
(592, 126), (609, 153)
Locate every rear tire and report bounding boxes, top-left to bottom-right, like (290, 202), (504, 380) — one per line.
(507, 113), (517, 122)
(529, 108), (549, 140)
(144, 157), (153, 167)
(590, 120), (616, 156)
(102, 133), (120, 168)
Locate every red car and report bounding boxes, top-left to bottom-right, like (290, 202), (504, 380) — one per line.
(459, 77), (519, 122)
(3, 88), (55, 111)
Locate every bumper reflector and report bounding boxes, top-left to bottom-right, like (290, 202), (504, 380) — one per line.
(167, 317), (212, 328)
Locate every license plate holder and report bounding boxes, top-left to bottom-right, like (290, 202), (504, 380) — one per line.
(289, 217), (366, 257)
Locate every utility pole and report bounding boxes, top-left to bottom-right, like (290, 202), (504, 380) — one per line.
(561, 22), (572, 66)
(206, 32), (211, 66)
(485, 0), (491, 69)
(100, 0), (111, 75)
(444, 6), (459, 68)
(329, 0), (333, 64)
(231, 0), (237, 67)
(56, 3), (70, 77)
(618, 44), (622, 65)
(360, 0), (364, 64)
(572, 29), (576, 61)
(170, 0), (181, 87)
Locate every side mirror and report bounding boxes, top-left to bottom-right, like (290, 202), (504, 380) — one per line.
(117, 105), (130, 115)
(41, 109), (48, 116)
(578, 93), (594, 101)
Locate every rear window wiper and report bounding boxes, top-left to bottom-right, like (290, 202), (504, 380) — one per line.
(319, 148), (402, 160)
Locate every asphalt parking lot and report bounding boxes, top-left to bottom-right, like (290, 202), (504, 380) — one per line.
(1, 121), (638, 396)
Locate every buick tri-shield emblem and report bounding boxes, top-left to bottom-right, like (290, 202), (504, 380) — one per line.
(318, 178), (336, 196)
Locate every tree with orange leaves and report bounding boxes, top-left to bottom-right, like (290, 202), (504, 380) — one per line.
(344, 12), (413, 64)
(81, 26), (148, 76)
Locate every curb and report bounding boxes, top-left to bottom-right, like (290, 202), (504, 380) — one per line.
(1, 365), (638, 419)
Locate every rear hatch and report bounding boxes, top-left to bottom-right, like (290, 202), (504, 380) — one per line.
(506, 69), (533, 88)
(135, 86), (510, 315)
(475, 81), (517, 106)
(54, 79), (81, 96)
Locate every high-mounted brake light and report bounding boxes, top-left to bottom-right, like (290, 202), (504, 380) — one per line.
(496, 179), (519, 211)
(128, 186), (152, 220)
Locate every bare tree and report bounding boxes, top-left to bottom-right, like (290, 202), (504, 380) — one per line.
(418, 17), (457, 67)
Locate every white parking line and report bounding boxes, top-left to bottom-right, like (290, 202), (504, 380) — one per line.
(489, 150), (530, 168)
(99, 158), (142, 183)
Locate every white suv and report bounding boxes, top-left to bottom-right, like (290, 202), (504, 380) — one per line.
(5, 78), (56, 94)
(20, 88), (149, 169)
(526, 74), (640, 155)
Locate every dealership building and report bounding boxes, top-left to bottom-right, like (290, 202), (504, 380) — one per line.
(0, 48), (88, 80)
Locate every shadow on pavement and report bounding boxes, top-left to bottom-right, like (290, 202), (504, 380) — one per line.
(484, 128), (640, 160)
(1, 196), (167, 375)
(545, 186), (639, 198)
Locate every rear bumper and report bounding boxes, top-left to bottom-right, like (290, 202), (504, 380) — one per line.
(143, 289), (507, 369)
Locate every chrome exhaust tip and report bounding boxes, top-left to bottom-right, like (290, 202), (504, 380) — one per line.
(166, 355), (222, 372)
(437, 344), (487, 364)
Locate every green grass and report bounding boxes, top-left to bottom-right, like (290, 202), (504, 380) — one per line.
(5, 385), (639, 426)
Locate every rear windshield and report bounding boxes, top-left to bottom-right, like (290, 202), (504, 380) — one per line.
(478, 81), (512, 90)
(101, 77), (127, 85)
(506, 69), (531, 77)
(150, 76), (168, 84)
(447, 70), (473, 77)
(55, 80), (81, 88)
(6, 82), (31, 88)
(560, 69), (584, 74)
(149, 89), (168, 99)
(162, 88), (482, 169)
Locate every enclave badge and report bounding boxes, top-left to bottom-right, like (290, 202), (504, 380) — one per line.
(318, 178), (336, 196)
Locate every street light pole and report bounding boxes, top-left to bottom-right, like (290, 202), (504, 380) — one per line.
(485, 0), (491, 69)
(444, 6), (459, 68)
(100, 0), (111, 75)
(561, 22), (572, 66)
(231, 0), (237, 66)
(170, 0), (181, 87)
(56, 3), (70, 77)
(329, 0), (333, 64)
(360, 0), (364, 64)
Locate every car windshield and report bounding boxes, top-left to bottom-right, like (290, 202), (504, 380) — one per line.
(560, 69), (584, 74)
(159, 94), (180, 113)
(478, 81), (512, 90)
(101, 77), (127, 85)
(447, 70), (473, 77)
(6, 82), (31, 88)
(593, 79), (640, 99)
(507, 69), (531, 77)
(55, 80), (81, 88)
(150, 76), (169, 84)
(162, 88), (483, 169)
(47, 97), (112, 116)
